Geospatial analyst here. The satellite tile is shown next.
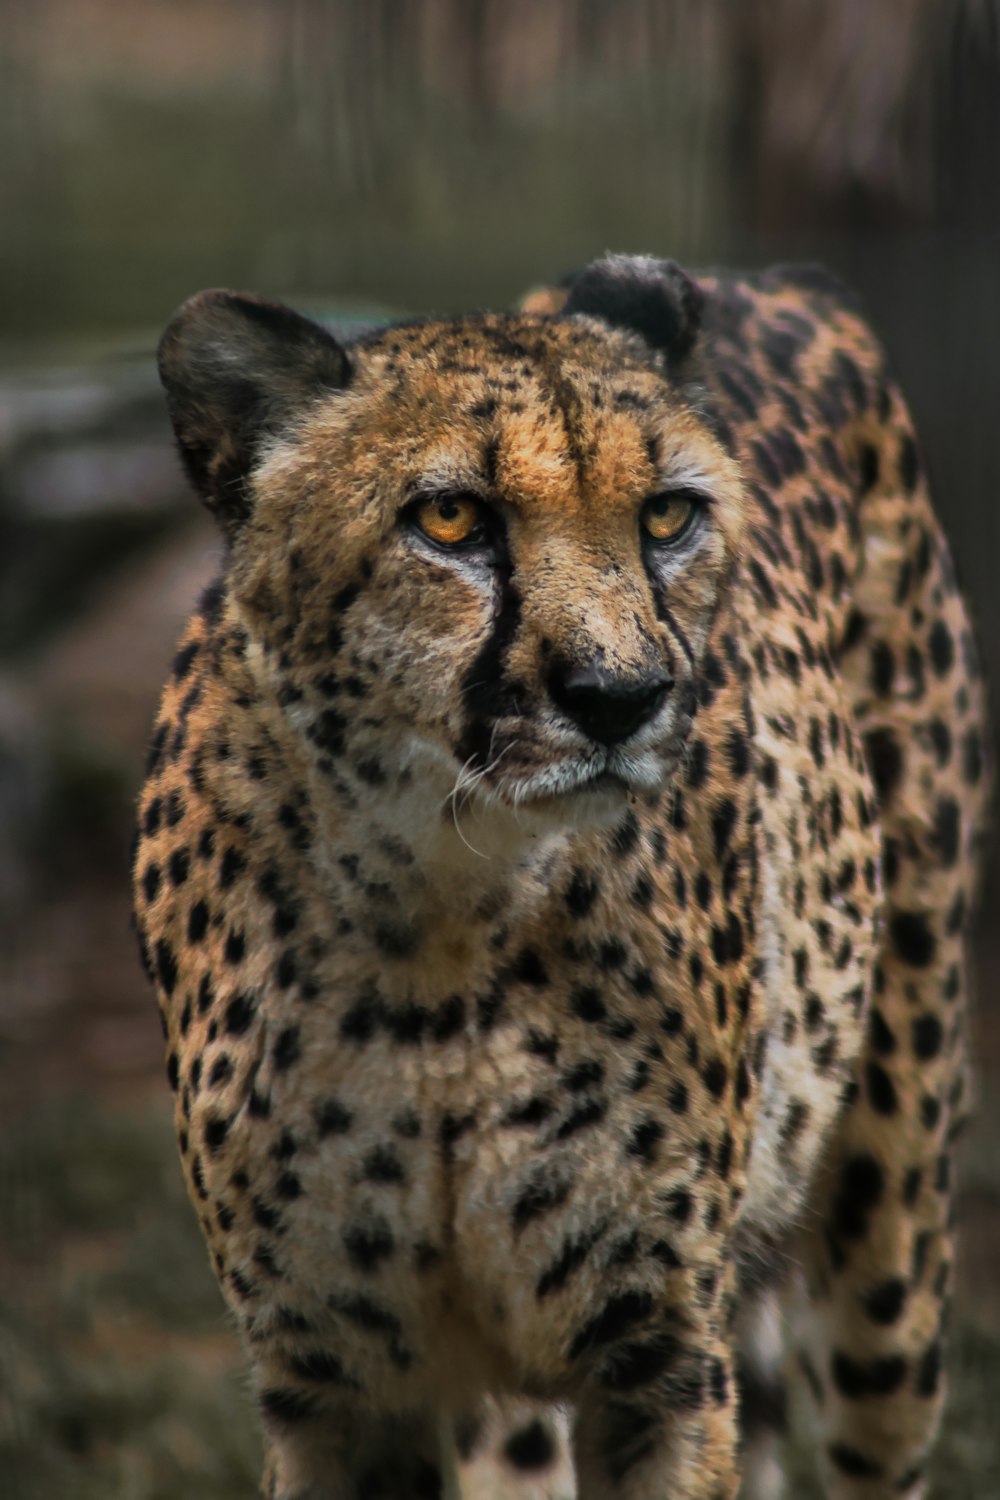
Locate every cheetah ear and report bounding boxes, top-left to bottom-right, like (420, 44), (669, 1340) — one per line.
(561, 254), (704, 364)
(158, 291), (351, 534)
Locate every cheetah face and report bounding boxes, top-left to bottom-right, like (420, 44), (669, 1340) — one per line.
(159, 257), (746, 839)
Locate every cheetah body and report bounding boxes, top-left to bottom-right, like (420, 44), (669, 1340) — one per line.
(133, 257), (989, 1500)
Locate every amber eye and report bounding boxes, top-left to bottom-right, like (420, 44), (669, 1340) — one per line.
(641, 490), (699, 545)
(413, 493), (485, 548)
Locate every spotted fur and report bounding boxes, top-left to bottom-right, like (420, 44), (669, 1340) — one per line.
(133, 255), (989, 1499)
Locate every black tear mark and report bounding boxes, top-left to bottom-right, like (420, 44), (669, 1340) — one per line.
(457, 574), (522, 769)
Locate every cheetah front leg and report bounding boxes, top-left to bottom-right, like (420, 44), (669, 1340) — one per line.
(571, 1331), (741, 1500)
(259, 1396), (452, 1500)
(791, 1084), (955, 1500)
(786, 807), (976, 1499)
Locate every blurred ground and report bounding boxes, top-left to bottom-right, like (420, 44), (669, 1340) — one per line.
(1, 2), (999, 1496)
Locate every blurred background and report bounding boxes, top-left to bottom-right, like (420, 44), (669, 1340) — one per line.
(0, 2), (998, 1496)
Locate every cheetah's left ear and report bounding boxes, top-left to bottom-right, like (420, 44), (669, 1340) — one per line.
(561, 254), (704, 365)
(158, 290), (351, 535)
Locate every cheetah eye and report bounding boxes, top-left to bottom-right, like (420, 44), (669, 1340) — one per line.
(411, 492), (487, 549)
(640, 490), (701, 546)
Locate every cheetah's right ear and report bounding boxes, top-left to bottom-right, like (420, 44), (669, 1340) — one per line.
(560, 254), (704, 366)
(158, 291), (351, 534)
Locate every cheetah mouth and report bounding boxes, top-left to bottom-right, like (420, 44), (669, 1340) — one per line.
(501, 748), (669, 807)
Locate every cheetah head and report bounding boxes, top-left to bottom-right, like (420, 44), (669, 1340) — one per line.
(159, 255), (746, 846)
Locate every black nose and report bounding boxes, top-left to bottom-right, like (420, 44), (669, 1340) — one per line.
(549, 662), (673, 746)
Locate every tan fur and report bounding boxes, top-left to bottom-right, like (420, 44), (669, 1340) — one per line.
(133, 263), (989, 1500)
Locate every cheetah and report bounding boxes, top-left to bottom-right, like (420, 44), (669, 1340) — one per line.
(132, 254), (989, 1499)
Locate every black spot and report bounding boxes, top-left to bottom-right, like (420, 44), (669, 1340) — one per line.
(155, 939), (178, 996)
(566, 869), (599, 917)
(208, 1054), (233, 1087)
(273, 1026), (301, 1071)
(963, 727), (983, 785)
(866, 1061), (898, 1116)
(928, 620), (954, 676)
(726, 729), (750, 777)
(203, 1113), (230, 1154)
(274, 950), (297, 990)
(933, 797), (961, 867)
(626, 1117), (664, 1162)
(599, 938), (627, 971)
(224, 992), (256, 1036)
(687, 738), (710, 788)
(834, 1152), (884, 1239)
(362, 1145), (406, 1184)
(384, 999), (430, 1044)
(340, 990), (383, 1043)
(219, 845), (247, 889)
(536, 1220), (609, 1299)
(431, 993), (466, 1041)
(355, 757), (385, 786)
(343, 1215), (395, 1271)
(828, 1443), (882, 1479)
(439, 1111), (476, 1160)
(611, 811), (640, 857)
(509, 948), (549, 987)
(562, 1059), (604, 1092)
(891, 911), (936, 969)
(870, 1008), (896, 1056)
(556, 1099), (608, 1138)
(512, 1167), (571, 1234)
(502, 1097), (553, 1135)
(902, 1167), (922, 1207)
(524, 1029), (560, 1062)
(315, 1098), (353, 1136)
(503, 1419), (556, 1472)
(702, 1058), (728, 1099)
(870, 641), (894, 696)
(308, 709), (347, 758)
(600, 1334), (682, 1393)
(188, 900), (209, 942)
(173, 639), (200, 680)
(912, 1013), (943, 1060)
(569, 1289), (653, 1359)
(142, 797), (163, 837)
(224, 929), (245, 965)
(668, 1080), (688, 1114)
(863, 1277), (906, 1325)
(864, 727), (903, 801)
(275, 1170), (301, 1201)
(571, 986), (606, 1023)
(711, 798), (738, 859)
(831, 1351), (906, 1398)
(666, 1187), (692, 1224)
(373, 921), (419, 960)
